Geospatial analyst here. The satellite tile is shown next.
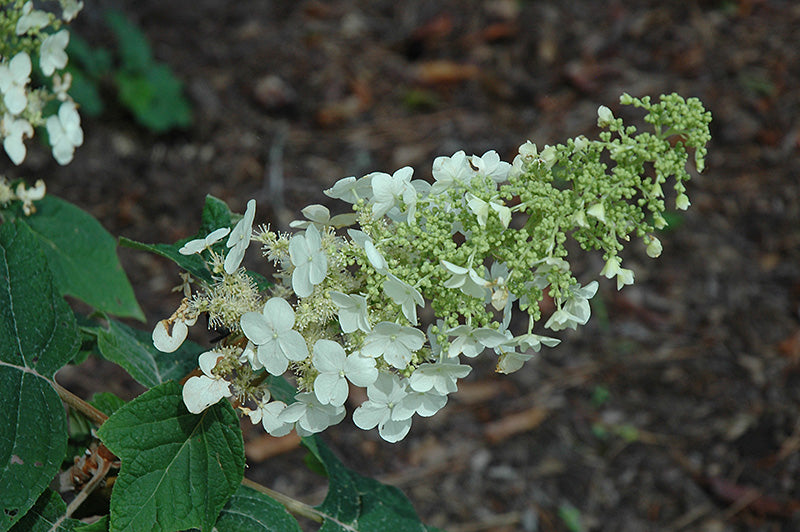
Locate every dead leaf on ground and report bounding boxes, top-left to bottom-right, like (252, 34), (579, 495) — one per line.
(415, 61), (479, 86)
(245, 432), (301, 462)
(484, 406), (549, 444)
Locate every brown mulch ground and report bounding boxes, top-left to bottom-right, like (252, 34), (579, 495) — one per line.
(12, 1), (800, 531)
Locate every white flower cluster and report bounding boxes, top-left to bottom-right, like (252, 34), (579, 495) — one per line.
(151, 147), (591, 443)
(1, 1), (84, 166)
(0, 176), (45, 215)
(152, 94), (710, 442)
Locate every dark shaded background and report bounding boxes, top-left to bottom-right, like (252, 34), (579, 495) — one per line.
(10, 1), (800, 530)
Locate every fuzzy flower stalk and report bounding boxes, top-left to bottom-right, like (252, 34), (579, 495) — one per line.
(153, 93), (712, 442)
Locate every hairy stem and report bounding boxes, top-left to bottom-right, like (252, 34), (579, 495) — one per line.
(52, 379), (108, 424)
(241, 477), (324, 523)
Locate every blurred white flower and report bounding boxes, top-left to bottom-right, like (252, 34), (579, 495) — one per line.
(152, 311), (197, 353)
(0, 52), (32, 115)
(60, 0), (84, 21)
(440, 260), (488, 299)
(40, 29), (70, 76)
(14, 179), (45, 215)
(597, 105), (614, 127)
(2, 114), (33, 165)
(182, 351), (232, 414)
(16, 2), (50, 34)
(224, 199), (256, 274)
(600, 257), (634, 290)
(466, 193), (511, 228)
(46, 101), (83, 165)
(243, 399), (294, 437)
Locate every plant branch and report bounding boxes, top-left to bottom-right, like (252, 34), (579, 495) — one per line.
(241, 477), (323, 524)
(52, 379), (109, 424)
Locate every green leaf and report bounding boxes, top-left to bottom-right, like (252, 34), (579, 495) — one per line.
(9, 489), (83, 532)
(19, 195), (144, 321)
(74, 515), (109, 532)
(97, 381), (244, 532)
(213, 484), (301, 532)
(120, 195), (271, 291)
(0, 222), (79, 530)
(90, 392), (127, 417)
(119, 236), (214, 285)
(106, 11), (152, 72)
(95, 318), (203, 389)
(301, 436), (430, 532)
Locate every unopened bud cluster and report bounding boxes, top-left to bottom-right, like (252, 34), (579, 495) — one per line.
(153, 93), (711, 442)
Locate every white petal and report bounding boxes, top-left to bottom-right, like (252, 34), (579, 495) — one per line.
(352, 402), (388, 430)
(378, 418), (412, 443)
(197, 351), (223, 376)
(257, 342), (290, 375)
(280, 330), (310, 362)
(263, 297), (296, 332)
(313, 373), (348, 406)
(182, 375), (230, 414)
(152, 319), (188, 353)
(240, 312), (271, 345)
(312, 339), (345, 372)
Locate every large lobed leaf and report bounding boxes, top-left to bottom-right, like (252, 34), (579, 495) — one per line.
(0, 222), (79, 531)
(97, 381), (245, 532)
(19, 195), (144, 321)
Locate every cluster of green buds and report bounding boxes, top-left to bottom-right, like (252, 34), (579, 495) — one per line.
(1, 0), (84, 165)
(153, 93), (711, 442)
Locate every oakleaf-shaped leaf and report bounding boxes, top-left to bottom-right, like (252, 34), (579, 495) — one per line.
(0, 222), (79, 530)
(19, 195), (144, 321)
(213, 484), (301, 532)
(301, 436), (432, 532)
(95, 318), (202, 388)
(97, 381), (244, 532)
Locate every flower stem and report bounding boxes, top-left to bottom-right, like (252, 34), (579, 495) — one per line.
(52, 379), (108, 424)
(241, 477), (323, 523)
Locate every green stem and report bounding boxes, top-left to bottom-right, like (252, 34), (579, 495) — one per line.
(52, 380), (108, 424)
(241, 478), (323, 523)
